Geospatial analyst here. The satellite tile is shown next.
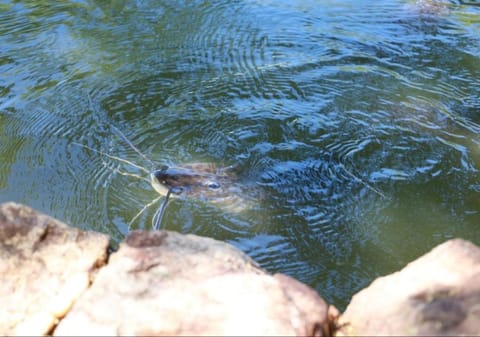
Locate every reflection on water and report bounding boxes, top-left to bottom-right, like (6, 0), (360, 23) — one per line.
(1, 0), (480, 309)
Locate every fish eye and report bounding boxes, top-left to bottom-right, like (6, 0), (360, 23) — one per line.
(207, 182), (220, 189)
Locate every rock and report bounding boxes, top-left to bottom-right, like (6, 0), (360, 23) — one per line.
(55, 230), (332, 336)
(5, 202), (477, 336)
(338, 238), (480, 336)
(0, 202), (333, 336)
(0, 202), (110, 336)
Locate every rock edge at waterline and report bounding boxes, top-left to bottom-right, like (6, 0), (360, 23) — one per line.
(0, 202), (334, 336)
(1, 202), (479, 336)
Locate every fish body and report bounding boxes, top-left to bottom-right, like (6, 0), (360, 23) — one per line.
(150, 162), (255, 212)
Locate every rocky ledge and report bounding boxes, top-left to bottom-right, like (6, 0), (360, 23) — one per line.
(1, 202), (479, 336)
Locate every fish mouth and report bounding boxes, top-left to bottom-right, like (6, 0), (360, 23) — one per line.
(150, 172), (171, 196)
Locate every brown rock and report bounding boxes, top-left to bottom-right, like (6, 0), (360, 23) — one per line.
(0, 202), (110, 336)
(338, 238), (480, 336)
(55, 230), (332, 336)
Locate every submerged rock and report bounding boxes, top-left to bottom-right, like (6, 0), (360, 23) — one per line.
(404, 0), (451, 16)
(338, 238), (480, 336)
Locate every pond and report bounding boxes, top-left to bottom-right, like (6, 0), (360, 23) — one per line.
(1, 0), (479, 310)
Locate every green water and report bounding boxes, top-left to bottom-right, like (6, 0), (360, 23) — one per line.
(1, 0), (479, 310)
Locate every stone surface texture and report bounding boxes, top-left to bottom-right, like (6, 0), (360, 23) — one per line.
(338, 238), (480, 336)
(0, 202), (110, 336)
(4, 201), (478, 336)
(0, 202), (332, 336)
(54, 230), (331, 336)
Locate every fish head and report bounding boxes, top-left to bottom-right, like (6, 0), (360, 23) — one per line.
(150, 164), (226, 197)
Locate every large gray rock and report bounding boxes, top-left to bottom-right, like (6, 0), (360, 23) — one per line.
(0, 202), (110, 336)
(338, 238), (480, 336)
(55, 230), (333, 336)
